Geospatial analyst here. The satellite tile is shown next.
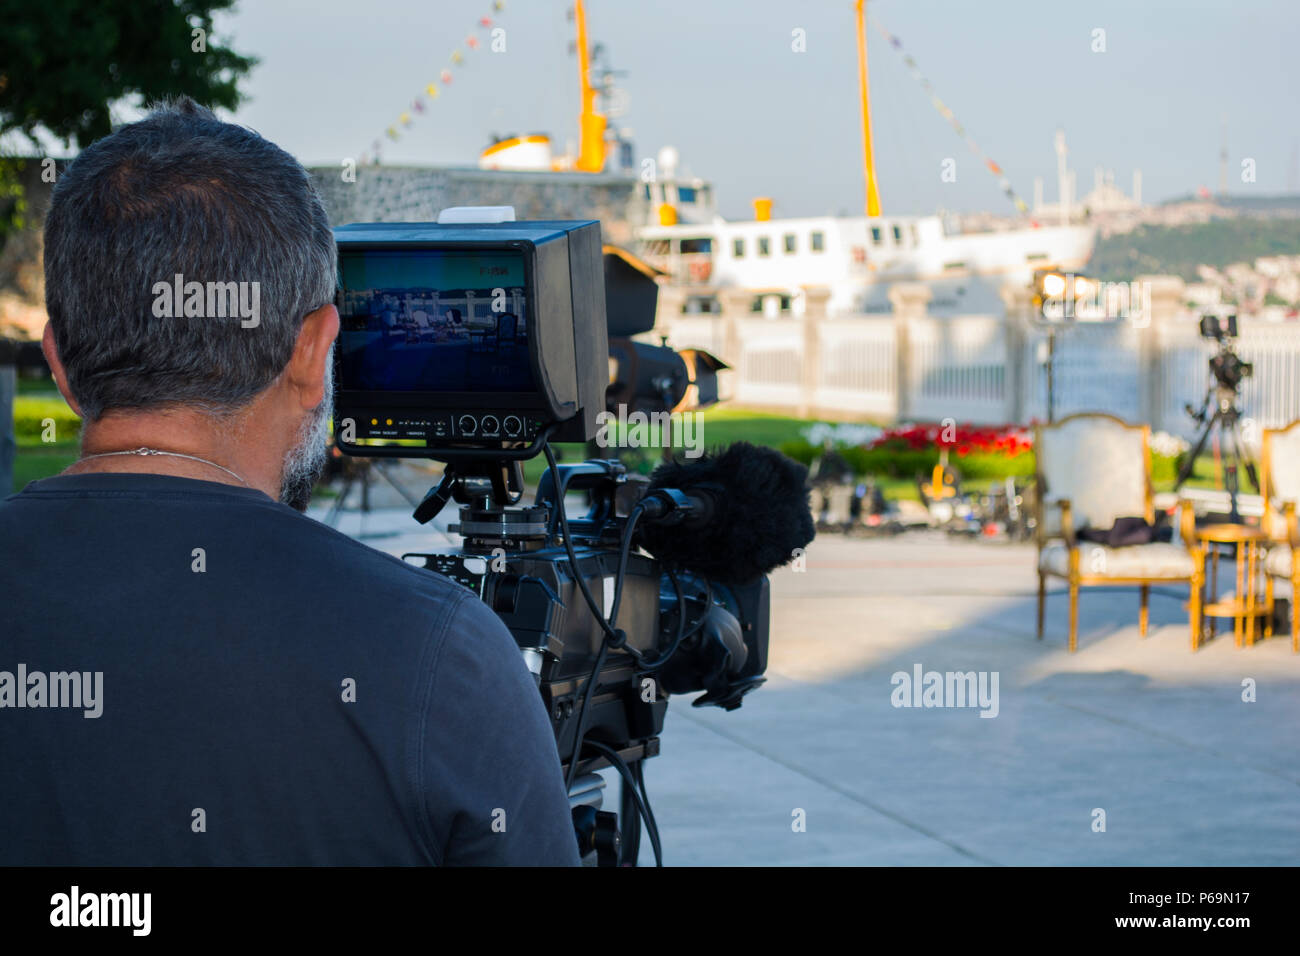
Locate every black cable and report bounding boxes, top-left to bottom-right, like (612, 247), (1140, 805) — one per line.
(633, 758), (659, 863)
(541, 441), (678, 848)
(564, 640), (608, 793)
(634, 567), (708, 673)
(542, 442), (629, 645)
(586, 741), (662, 867)
(545, 441), (645, 793)
(604, 499), (646, 652)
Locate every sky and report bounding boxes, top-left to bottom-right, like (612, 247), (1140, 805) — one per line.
(148, 0), (1300, 218)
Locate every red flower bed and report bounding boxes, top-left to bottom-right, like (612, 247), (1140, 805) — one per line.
(871, 423), (1033, 459)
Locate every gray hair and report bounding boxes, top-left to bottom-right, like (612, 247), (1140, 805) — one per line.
(43, 96), (336, 421)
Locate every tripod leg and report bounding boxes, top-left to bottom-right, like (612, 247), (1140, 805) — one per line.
(1220, 418), (1243, 523)
(374, 460), (423, 508)
(1175, 409), (1215, 492)
(325, 475), (353, 526)
(1139, 585), (1149, 637)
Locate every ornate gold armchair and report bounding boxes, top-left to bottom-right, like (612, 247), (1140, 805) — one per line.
(1261, 420), (1300, 652)
(1034, 413), (1199, 652)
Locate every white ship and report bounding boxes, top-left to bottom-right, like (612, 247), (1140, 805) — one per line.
(631, 158), (1095, 316)
(478, 0), (1096, 317)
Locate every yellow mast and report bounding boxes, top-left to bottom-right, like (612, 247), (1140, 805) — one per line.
(574, 0), (607, 172)
(855, 0), (882, 216)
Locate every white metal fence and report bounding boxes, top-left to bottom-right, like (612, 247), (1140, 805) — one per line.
(653, 286), (1300, 437)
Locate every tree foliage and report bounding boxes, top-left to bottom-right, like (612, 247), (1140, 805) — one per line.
(0, 0), (256, 237)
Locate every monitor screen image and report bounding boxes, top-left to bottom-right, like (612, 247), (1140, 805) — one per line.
(337, 249), (533, 392)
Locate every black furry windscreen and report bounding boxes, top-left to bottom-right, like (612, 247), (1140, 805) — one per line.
(638, 442), (816, 585)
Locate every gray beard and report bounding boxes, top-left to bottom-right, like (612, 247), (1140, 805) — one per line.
(279, 351), (333, 512)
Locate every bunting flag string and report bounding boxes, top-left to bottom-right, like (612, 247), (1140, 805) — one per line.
(362, 1), (505, 165)
(871, 16), (1030, 215)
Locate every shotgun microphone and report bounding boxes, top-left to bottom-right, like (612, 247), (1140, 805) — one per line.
(635, 442), (816, 586)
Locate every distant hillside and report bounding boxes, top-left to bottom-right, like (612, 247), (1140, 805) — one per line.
(1089, 219), (1300, 282)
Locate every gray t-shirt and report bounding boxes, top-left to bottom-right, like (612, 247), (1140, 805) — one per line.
(0, 472), (579, 866)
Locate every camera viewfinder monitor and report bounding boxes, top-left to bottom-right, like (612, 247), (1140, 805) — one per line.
(332, 220), (608, 457)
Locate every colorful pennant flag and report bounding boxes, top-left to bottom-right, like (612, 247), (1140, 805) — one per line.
(871, 16), (1032, 217)
(363, 3), (504, 164)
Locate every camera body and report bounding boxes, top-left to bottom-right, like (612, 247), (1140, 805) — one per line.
(1198, 311), (1238, 341)
(404, 458), (771, 770)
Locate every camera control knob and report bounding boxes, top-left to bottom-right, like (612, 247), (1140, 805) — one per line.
(480, 415), (501, 436)
(503, 415), (523, 437)
(457, 414), (477, 436)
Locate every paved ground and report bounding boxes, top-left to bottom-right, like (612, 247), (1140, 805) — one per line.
(316, 486), (1300, 866)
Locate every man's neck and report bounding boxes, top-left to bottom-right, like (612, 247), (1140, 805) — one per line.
(65, 406), (284, 500)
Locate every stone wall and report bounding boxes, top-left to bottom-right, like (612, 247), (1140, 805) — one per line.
(308, 165), (642, 245)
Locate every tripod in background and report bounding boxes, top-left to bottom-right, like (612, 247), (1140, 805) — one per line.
(1172, 314), (1257, 524)
(322, 455), (424, 534)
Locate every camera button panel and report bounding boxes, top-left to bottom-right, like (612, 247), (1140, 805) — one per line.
(346, 410), (545, 445)
(452, 412), (544, 442)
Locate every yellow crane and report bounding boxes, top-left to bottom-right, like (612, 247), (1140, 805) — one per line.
(855, 0), (882, 216)
(574, 0), (608, 173)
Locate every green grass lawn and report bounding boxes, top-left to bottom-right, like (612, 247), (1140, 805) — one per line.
(11, 442), (79, 493)
(7, 390), (1241, 502)
(9, 385), (81, 492)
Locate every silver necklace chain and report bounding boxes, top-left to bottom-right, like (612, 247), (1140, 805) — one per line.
(76, 447), (250, 487)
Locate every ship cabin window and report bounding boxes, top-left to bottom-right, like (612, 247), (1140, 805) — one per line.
(758, 237), (771, 257)
(892, 225), (904, 244)
(910, 224), (919, 245)
(943, 260), (968, 271)
(684, 295), (720, 314)
(679, 237), (712, 255)
(733, 238), (745, 258)
(678, 186), (698, 204)
(870, 226), (884, 245)
(810, 231), (825, 252)
(1025, 252), (1049, 262)
(643, 184), (652, 200)
(783, 234), (797, 254)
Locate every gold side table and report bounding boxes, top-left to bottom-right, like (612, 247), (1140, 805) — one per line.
(1194, 524), (1274, 649)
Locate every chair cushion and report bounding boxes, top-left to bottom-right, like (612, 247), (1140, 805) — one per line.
(1039, 541), (1195, 579)
(1266, 546), (1294, 578)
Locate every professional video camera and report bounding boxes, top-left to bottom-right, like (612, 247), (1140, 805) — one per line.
(1175, 311), (1258, 521)
(1198, 311), (1253, 391)
(331, 217), (815, 865)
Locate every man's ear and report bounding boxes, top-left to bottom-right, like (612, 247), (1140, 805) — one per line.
(285, 304), (340, 410)
(41, 322), (83, 418)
